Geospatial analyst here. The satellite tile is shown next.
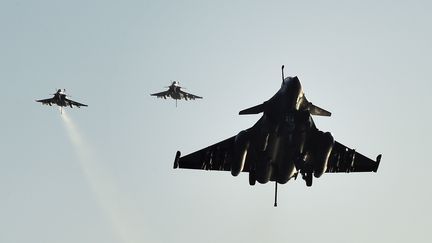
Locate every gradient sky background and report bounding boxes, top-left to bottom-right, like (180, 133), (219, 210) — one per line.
(1, 1), (431, 242)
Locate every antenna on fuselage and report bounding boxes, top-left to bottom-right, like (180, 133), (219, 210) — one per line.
(281, 65), (285, 87)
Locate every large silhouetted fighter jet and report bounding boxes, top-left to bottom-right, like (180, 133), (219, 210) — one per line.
(151, 81), (202, 107)
(174, 66), (381, 206)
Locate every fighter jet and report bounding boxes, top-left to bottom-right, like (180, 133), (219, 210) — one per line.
(174, 66), (381, 207)
(151, 81), (202, 107)
(36, 89), (88, 113)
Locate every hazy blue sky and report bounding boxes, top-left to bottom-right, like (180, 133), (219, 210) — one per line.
(1, 1), (431, 242)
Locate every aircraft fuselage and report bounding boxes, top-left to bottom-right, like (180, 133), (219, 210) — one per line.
(239, 77), (330, 185)
(51, 93), (69, 107)
(168, 84), (184, 100)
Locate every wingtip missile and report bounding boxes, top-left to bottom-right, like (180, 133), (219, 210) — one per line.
(374, 154), (382, 172)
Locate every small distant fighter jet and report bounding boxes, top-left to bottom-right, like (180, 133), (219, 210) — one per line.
(174, 66), (381, 207)
(151, 81), (202, 107)
(36, 89), (88, 113)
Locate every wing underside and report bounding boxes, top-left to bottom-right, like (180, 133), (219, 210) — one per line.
(36, 98), (56, 105)
(151, 90), (170, 99)
(174, 136), (250, 172)
(66, 98), (88, 108)
(175, 138), (380, 175)
(180, 90), (202, 100)
(326, 141), (381, 173)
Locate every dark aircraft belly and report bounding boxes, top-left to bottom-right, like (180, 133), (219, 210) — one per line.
(254, 131), (297, 184)
(269, 134), (297, 184)
(171, 93), (181, 100)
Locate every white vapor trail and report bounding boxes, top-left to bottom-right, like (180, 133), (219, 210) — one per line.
(61, 111), (147, 243)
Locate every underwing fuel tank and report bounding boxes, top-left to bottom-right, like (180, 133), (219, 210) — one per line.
(313, 132), (334, 178)
(231, 131), (249, 176)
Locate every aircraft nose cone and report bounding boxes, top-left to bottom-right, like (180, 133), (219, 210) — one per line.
(283, 76), (303, 110)
(286, 76), (301, 90)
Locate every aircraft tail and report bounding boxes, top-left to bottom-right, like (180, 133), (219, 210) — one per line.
(239, 102), (267, 115)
